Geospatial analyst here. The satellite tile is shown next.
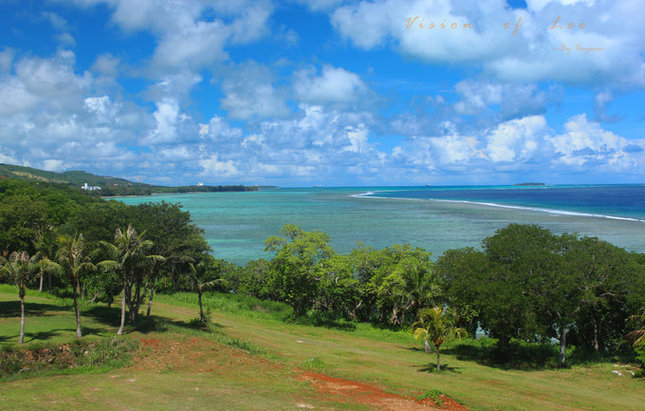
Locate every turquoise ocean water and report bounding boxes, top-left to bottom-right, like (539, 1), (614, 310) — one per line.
(115, 186), (645, 265)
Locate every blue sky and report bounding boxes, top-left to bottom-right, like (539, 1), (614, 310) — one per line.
(0, 0), (643, 186)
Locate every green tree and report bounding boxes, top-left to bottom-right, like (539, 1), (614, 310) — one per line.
(316, 254), (359, 320)
(413, 307), (466, 371)
(131, 202), (207, 314)
(264, 224), (334, 316)
(99, 225), (155, 335)
(481, 224), (558, 348)
(0, 251), (38, 343)
(0, 195), (47, 255)
(55, 234), (96, 337)
(436, 247), (488, 337)
(627, 311), (645, 371)
(189, 255), (225, 323)
(33, 225), (57, 293)
(369, 245), (439, 326)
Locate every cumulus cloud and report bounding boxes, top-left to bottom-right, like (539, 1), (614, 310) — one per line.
(330, 0), (645, 88)
(485, 115), (549, 163)
(453, 80), (548, 119)
(0, 49), (13, 73)
(3, 50), (92, 115)
(199, 154), (240, 178)
(72, 0), (273, 74)
(548, 113), (640, 169)
(143, 98), (195, 145)
(0, 51), (145, 174)
(91, 53), (120, 77)
(293, 65), (371, 107)
(192, 104), (385, 184)
(593, 91), (620, 122)
(220, 62), (290, 120)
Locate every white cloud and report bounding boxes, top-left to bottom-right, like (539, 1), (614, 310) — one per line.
(0, 49), (13, 73)
(548, 113), (639, 169)
(453, 80), (548, 118)
(91, 53), (120, 77)
(220, 62), (289, 120)
(593, 90), (619, 122)
(72, 0), (274, 73)
(0, 149), (18, 165)
(294, 65), (371, 107)
(289, 0), (346, 12)
(42, 159), (66, 171)
(329, 0), (645, 88)
(201, 115), (243, 142)
(199, 154), (239, 178)
(0, 51), (147, 174)
(485, 115), (549, 163)
(41, 11), (70, 31)
(143, 98), (194, 145)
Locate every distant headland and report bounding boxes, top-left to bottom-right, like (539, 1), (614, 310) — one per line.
(0, 163), (258, 197)
(514, 182), (546, 186)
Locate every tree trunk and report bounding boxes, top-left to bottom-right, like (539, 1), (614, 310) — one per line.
(39, 271), (44, 293)
(199, 289), (206, 323)
(73, 277), (82, 338)
(117, 277), (127, 336)
(424, 338), (432, 353)
(19, 293), (25, 344)
(558, 323), (567, 368)
(130, 280), (141, 323)
(146, 278), (156, 319)
(436, 345), (441, 371)
(88, 292), (98, 304)
(125, 281), (133, 323)
(390, 306), (399, 325)
(592, 314), (599, 352)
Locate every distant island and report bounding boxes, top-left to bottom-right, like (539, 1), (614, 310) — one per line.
(0, 163), (258, 196)
(514, 182), (546, 186)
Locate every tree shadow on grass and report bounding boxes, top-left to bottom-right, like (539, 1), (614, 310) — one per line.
(289, 316), (357, 331)
(83, 305), (226, 336)
(0, 301), (66, 318)
(442, 340), (559, 370)
(416, 361), (460, 374)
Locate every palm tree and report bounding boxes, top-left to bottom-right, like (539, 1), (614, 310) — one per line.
(189, 255), (223, 323)
(0, 251), (38, 344)
(33, 225), (55, 293)
(413, 307), (466, 371)
(99, 226), (155, 335)
(55, 234), (96, 338)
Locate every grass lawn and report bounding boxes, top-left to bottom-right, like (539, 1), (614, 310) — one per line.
(1, 287), (643, 410)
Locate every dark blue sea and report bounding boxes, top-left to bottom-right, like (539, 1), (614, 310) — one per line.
(368, 185), (645, 221)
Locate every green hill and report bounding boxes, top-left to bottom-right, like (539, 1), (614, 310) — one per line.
(0, 163), (258, 196)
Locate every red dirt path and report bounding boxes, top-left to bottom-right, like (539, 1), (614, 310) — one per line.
(300, 372), (468, 410)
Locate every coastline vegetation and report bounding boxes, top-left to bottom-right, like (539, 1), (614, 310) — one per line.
(0, 162), (258, 197)
(1, 177), (644, 407)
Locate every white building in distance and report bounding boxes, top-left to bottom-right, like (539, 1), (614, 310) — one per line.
(81, 182), (101, 191)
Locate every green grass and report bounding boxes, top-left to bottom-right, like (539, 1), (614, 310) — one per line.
(0, 285), (120, 346)
(1, 286), (644, 410)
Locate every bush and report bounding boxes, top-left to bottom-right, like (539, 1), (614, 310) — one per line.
(0, 337), (137, 380)
(635, 343), (645, 376)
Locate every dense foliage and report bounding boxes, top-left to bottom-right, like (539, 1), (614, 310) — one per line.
(1, 178), (644, 370)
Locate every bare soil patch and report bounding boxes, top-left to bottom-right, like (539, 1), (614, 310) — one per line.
(300, 371), (467, 410)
